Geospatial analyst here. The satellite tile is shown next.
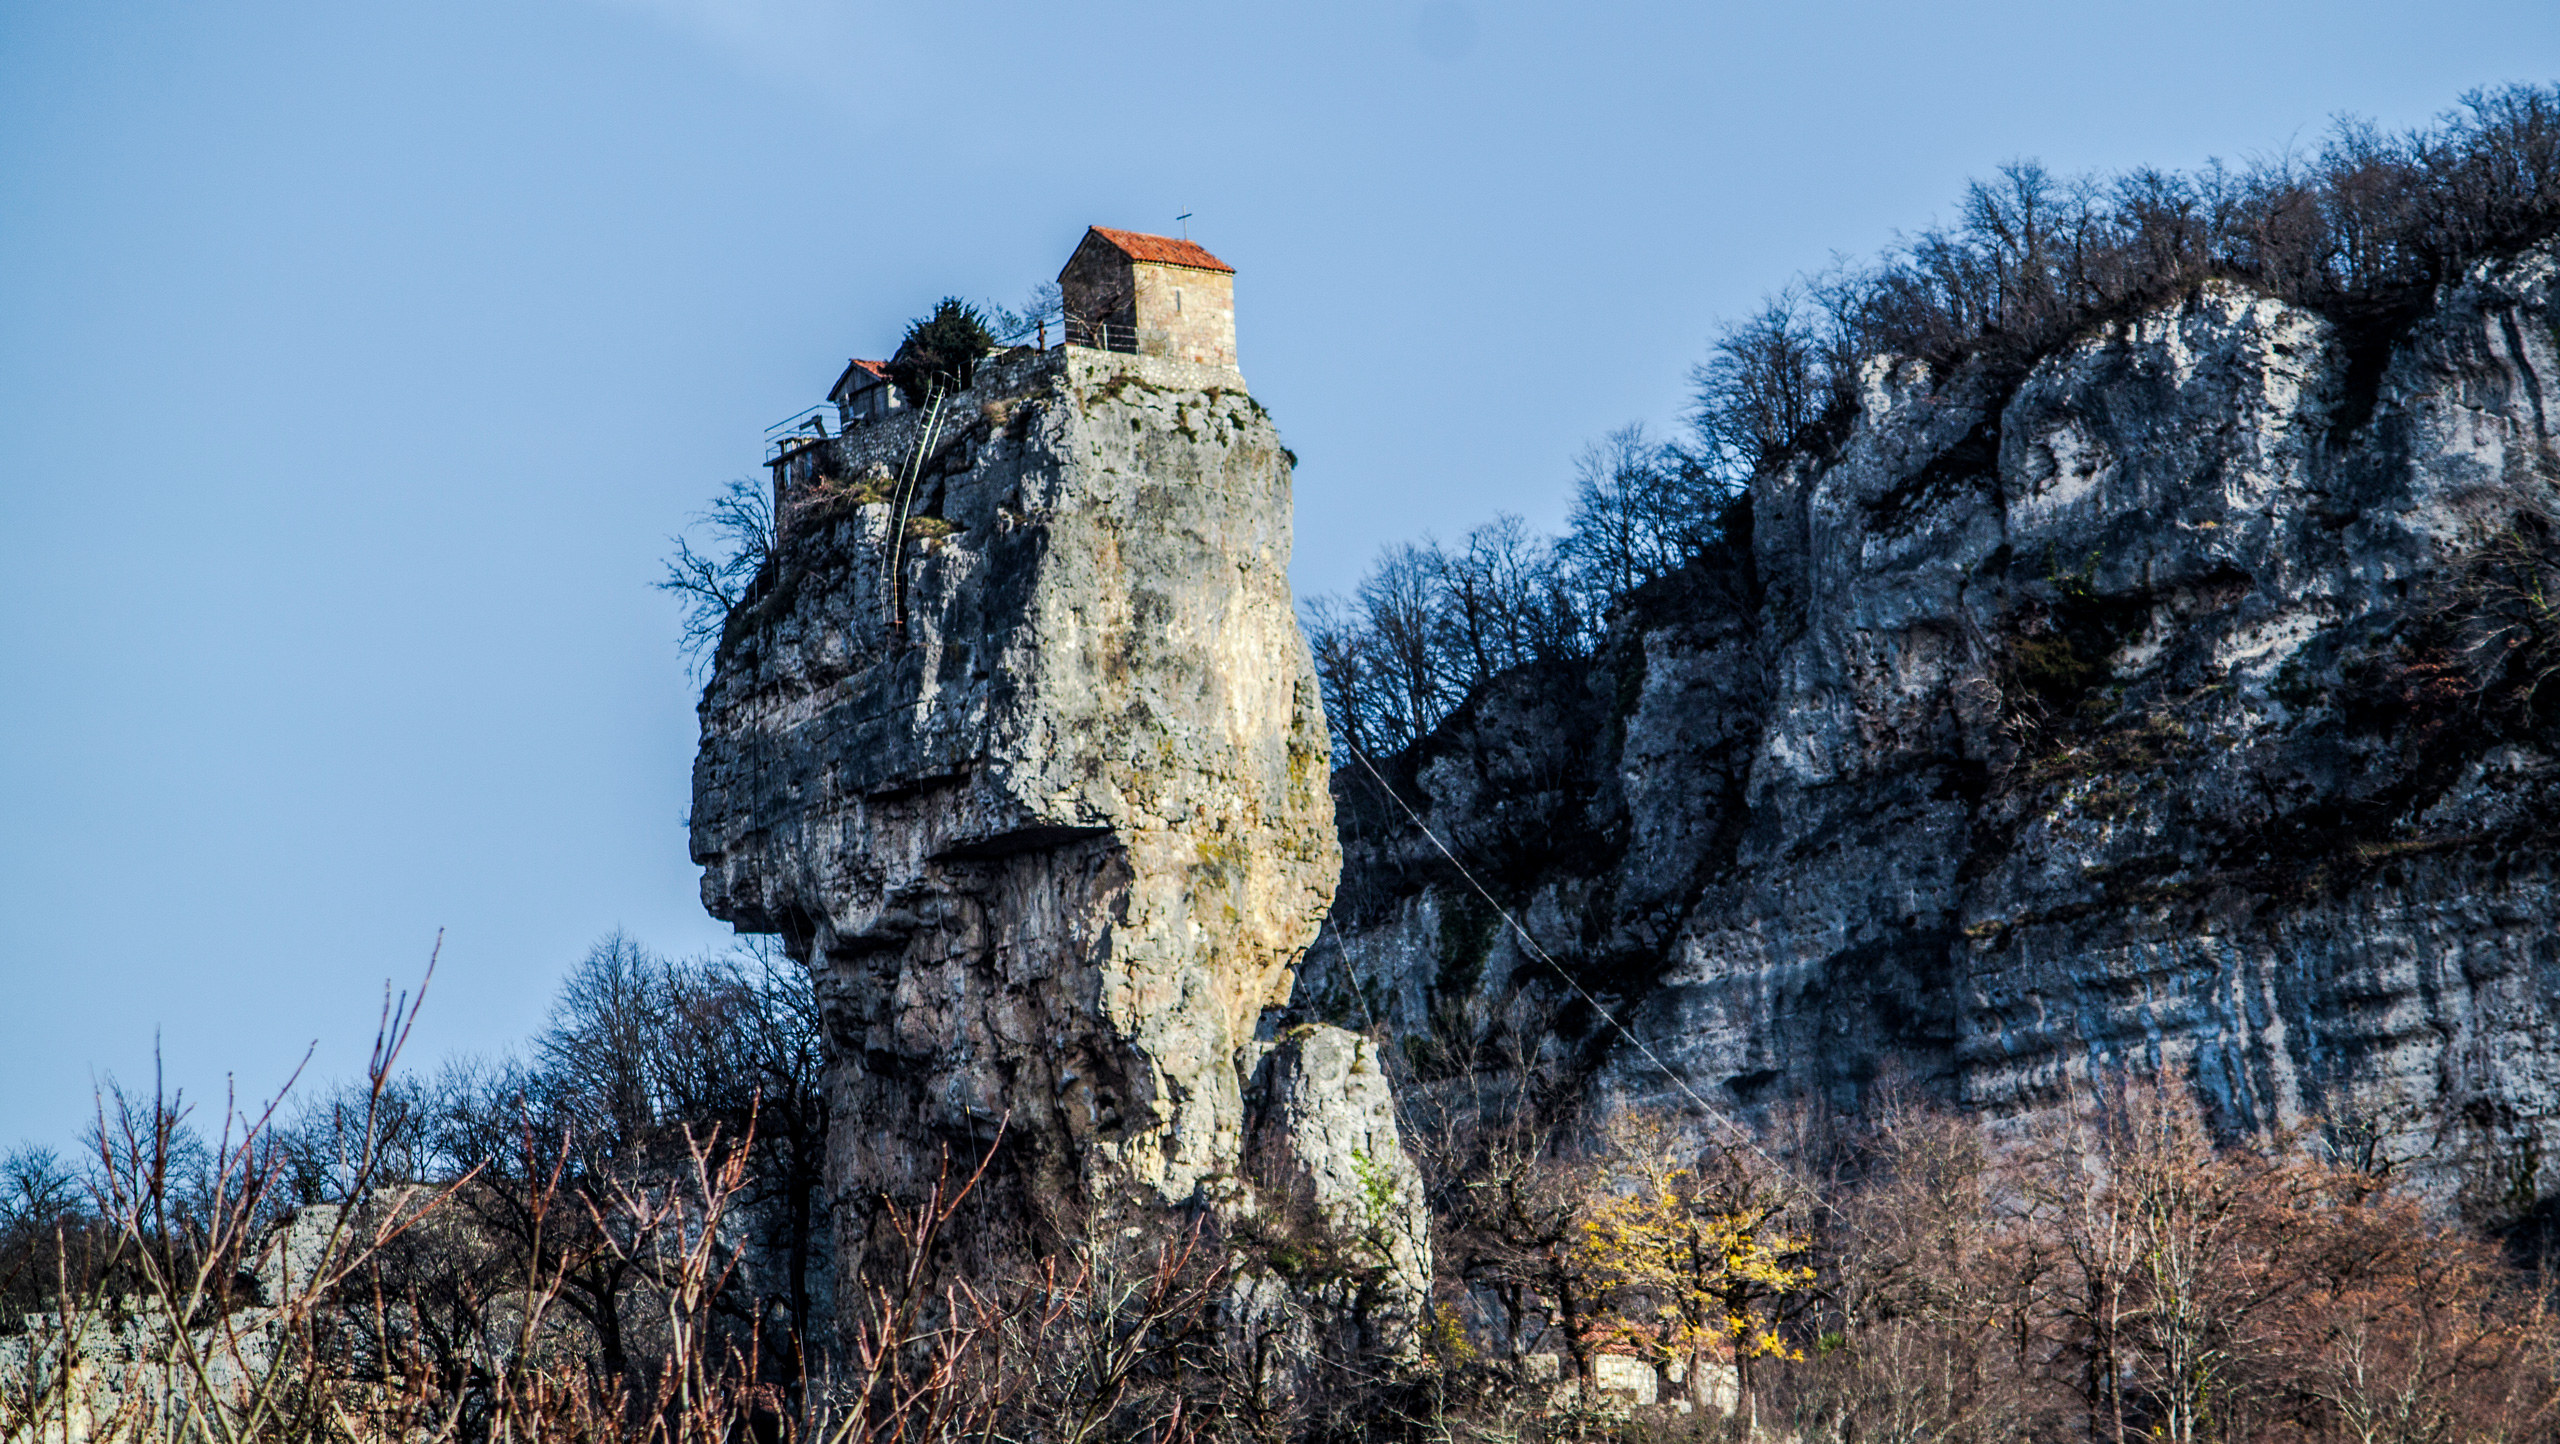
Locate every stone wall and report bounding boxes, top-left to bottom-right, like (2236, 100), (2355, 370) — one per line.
(1131, 263), (1237, 369)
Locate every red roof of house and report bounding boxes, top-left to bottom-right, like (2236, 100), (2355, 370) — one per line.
(1085, 227), (1234, 274)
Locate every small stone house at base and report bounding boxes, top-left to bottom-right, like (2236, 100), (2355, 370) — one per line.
(1058, 227), (1237, 368)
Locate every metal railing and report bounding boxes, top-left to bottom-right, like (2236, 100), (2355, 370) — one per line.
(1060, 315), (1140, 353)
(763, 403), (834, 462)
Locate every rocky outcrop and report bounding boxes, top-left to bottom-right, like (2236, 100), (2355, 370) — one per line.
(0, 1207), (345, 1443)
(690, 348), (1425, 1323)
(1242, 1026), (1432, 1356)
(1308, 244), (2560, 1206)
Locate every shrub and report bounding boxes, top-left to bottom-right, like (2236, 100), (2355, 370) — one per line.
(888, 298), (998, 405)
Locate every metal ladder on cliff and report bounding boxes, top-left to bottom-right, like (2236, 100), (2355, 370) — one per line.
(881, 379), (951, 634)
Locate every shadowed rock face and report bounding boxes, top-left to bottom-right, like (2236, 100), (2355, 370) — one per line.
(1311, 246), (2560, 1201)
(691, 349), (1343, 1270)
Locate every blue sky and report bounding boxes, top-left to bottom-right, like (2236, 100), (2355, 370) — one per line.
(3, 0), (2554, 1149)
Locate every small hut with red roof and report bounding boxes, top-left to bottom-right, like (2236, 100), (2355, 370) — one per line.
(1057, 226), (1237, 369)
(827, 357), (905, 429)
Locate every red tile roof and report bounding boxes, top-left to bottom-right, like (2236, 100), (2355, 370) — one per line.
(1086, 227), (1234, 273)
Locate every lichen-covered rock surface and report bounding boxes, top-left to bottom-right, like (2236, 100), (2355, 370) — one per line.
(1309, 245), (2560, 1202)
(1242, 1025), (1433, 1356)
(691, 348), (1353, 1277)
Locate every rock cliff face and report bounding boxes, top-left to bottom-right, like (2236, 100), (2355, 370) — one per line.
(1310, 244), (2560, 1202)
(1242, 1025), (1433, 1353)
(691, 349), (1424, 1312)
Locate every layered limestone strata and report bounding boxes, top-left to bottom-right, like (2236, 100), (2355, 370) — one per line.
(691, 348), (1422, 1315)
(1310, 244), (2560, 1202)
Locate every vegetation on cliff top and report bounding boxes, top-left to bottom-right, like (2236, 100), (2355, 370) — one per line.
(1307, 83), (2560, 763)
(1709, 82), (2560, 473)
(888, 297), (1000, 405)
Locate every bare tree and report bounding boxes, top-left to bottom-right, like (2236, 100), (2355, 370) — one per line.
(1434, 514), (1587, 685)
(659, 476), (776, 674)
(987, 281), (1065, 346)
(1560, 423), (1730, 601)
(1302, 542), (1461, 761)
(1692, 291), (1851, 477)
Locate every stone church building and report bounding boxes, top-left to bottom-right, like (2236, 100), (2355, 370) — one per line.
(1058, 226), (1237, 368)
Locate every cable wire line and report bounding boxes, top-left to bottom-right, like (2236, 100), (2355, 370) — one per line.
(1340, 740), (1788, 1171)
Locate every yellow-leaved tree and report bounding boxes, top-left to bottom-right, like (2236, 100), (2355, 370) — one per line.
(1571, 1111), (1815, 1416)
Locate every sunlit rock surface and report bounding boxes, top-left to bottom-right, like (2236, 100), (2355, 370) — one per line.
(1311, 246), (2560, 1203)
(691, 349), (1427, 1324)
